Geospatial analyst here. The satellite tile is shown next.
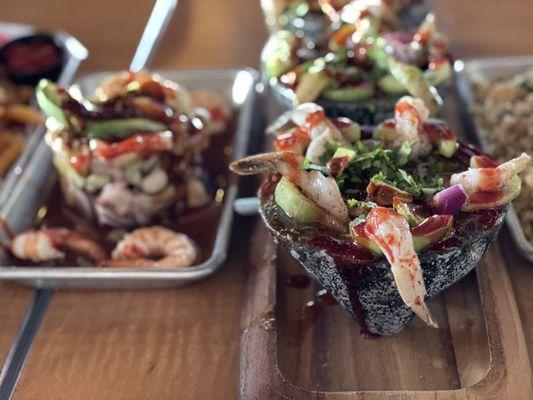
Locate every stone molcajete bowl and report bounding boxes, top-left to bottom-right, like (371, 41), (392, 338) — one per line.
(258, 179), (507, 336)
(270, 81), (399, 126)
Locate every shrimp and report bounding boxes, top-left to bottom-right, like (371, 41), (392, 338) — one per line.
(364, 207), (439, 328)
(394, 96), (429, 142)
(230, 152), (350, 227)
(10, 228), (107, 263)
(337, 0), (402, 29)
(101, 226), (197, 269)
(269, 103), (339, 141)
(94, 71), (193, 114)
(393, 96), (432, 158)
(268, 103), (348, 161)
(189, 90), (232, 135)
(450, 153), (530, 194)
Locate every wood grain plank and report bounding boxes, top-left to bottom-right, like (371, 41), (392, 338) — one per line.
(443, 273), (490, 389)
(277, 248), (464, 392)
(499, 230), (533, 367)
(0, 283), (33, 367)
(0, 0), (268, 72)
(12, 222), (248, 400)
(241, 221), (532, 399)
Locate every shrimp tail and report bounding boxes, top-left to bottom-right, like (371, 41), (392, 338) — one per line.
(229, 152), (302, 176)
(364, 207), (439, 328)
(412, 301), (439, 328)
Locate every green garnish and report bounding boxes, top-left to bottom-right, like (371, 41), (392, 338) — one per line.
(347, 199), (377, 210)
(334, 140), (446, 199)
(301, 158), (330, 175)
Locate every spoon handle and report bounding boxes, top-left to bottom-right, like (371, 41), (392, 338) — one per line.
(129, 0), (178, 71)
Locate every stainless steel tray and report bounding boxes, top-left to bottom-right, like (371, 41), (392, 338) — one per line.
(455, 55), (533, 262)
(0, 22), (89, 207)
(0, 68), (258, 288)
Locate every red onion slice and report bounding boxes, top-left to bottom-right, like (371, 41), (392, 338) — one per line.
(433, 184), (468, 215)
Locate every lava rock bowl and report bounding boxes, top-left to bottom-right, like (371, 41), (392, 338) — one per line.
(0, 34), (64, 86)
(257, 176), (507, 336)
(269, 78), (451, 125)
(284, 12), (334, 46)
(270, 80), (399, 125)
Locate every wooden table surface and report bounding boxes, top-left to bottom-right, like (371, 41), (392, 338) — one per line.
(1, 0), (532, 399)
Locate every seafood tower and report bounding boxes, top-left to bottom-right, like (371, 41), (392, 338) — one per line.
(37, 71), (231, 228)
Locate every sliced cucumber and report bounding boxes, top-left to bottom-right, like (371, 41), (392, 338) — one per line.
(332, 147), (356, 161)
(338, 120), (361, 142)
(262, 30), (297, 77)
(372, 122), (398, 141)
(83, 119), (166, 139)
(378, 74), (407, 95)
(388, 59), (442, 116)
(274, 177), (322, 223)
(321, 83), (375, 102)
(294, 70), (332, 104)
(350, 221), (382, 255)
(424, 60), (452, 87)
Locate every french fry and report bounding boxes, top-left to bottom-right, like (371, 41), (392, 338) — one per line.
(0, 131), (24, 176)
(5, 104), (43, 126)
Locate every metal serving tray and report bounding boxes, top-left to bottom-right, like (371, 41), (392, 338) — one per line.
(455, 55), (533, 262)
(0, 68), (258, 288)
(0, 22), (88, 207)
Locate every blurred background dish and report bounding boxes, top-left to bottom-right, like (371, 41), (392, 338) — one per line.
(0, 33), (64, 85)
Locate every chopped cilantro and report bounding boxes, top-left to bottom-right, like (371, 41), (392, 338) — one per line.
(346, 199), (377, 209)
(301, 158), (330, 175)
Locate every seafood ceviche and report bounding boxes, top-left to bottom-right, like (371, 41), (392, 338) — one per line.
(36, 71), (232, 228)
(472, 68), (533, 241)
(3, 70), (233, 269)
(0, 77), (43, 176)
(261, 0), (424, 34)
(9, 225), (199, 269)
(231, 96), (530, 332)
(261, 0), (349, 34)
(262, 1), (451, 122)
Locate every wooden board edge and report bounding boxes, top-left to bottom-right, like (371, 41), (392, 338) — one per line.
(467, 244), (532, 399)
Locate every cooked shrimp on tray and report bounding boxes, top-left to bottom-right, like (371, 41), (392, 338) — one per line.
(4, 70), (234, 270)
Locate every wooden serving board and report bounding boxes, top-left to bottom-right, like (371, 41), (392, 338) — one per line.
(239, 219), (532, 399)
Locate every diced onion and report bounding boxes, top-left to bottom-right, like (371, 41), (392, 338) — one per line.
(433, 184), (467, 215)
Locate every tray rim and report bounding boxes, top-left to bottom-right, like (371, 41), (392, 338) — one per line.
(454, 55), (533, 262)
(0, 67), (259, 288)
(239, 222), (532, 399)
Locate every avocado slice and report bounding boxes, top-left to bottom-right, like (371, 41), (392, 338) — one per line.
(378, 74), (407, 95)
(332, 147), (356, 161)
(392, 198), (425, 227)
(83, 119), (167, 139)
(321, 83), (375, 102)
(36, 79), (72, 127)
